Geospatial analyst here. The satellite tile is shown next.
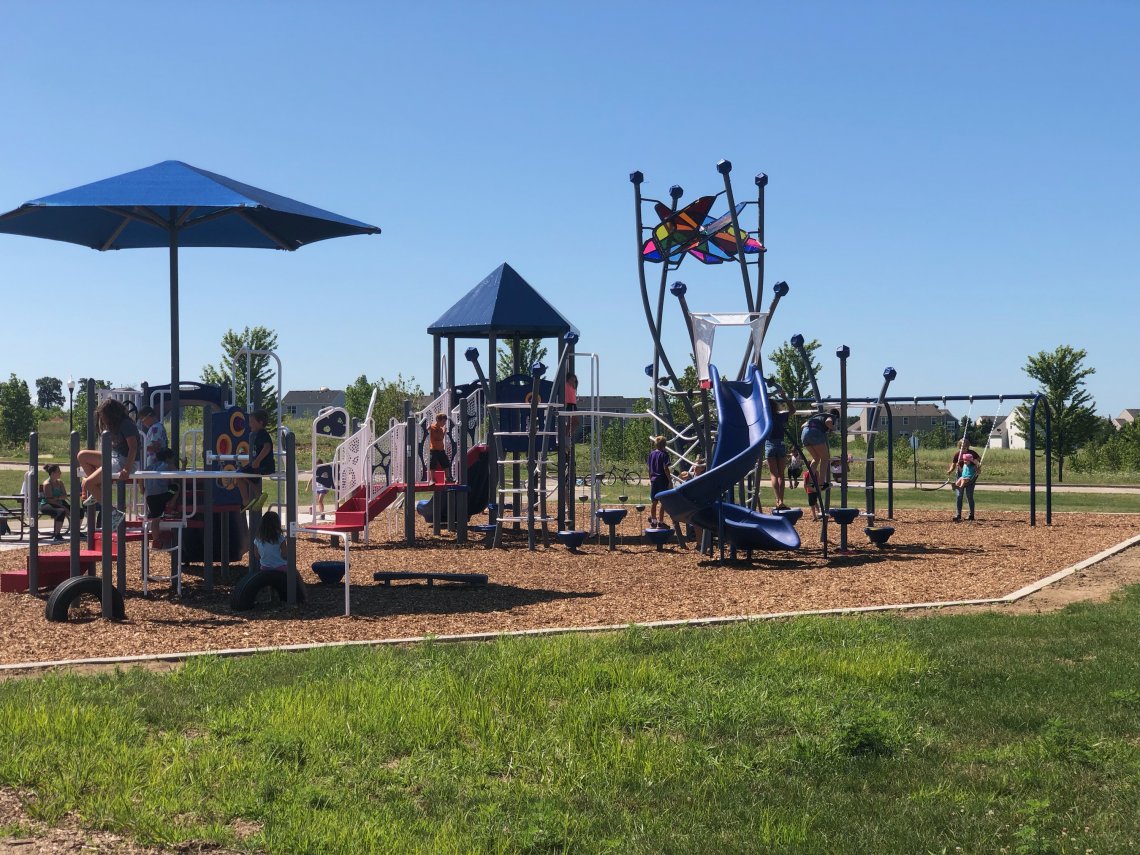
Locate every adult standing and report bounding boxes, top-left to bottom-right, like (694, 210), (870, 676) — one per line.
(765, 409), (791, 511)
(947, 438), (981, 521)
(799, 408), (838, 503)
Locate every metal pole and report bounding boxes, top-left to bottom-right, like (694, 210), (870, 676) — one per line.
(285, 429), (298, 606)
(526, 363), (544, 551)
(85, 379), (96, 551)
(837, 345), (849, 552)
(70, 431), (82, 575)
(1029, 395), (1039, 527)
(1044, 400), (1053, 526)
(865, 367), (896, 520)
(885, 403), (894, 519)
(27, 432), (38, 592)
(203, 412), (215, 591)
(100, 431), (114, 619)
(169, 215), (181, 454)
(116, 477), (126, 596)
(457, 398), (469, 544)
(404, 402), (416, 544)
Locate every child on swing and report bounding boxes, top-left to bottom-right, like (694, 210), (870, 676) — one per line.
(953, 451), (979, 490)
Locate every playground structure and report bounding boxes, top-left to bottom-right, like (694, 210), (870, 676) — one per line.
(0, 162), (1066, 629)
(627, 161), (1058, 561)
(2, 350), (318, 618)
(630, 161), (818, 559)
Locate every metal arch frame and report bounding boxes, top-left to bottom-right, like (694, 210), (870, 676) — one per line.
(786, 390), (1053, 526)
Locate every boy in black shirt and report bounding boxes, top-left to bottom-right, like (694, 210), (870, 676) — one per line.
(237, 409), (274, 511)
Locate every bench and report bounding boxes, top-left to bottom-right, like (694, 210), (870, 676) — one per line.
(0, 494), (28, 541)
(0, 550), (103, 593)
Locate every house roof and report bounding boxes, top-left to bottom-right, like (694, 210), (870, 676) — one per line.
(869, 403), (954, 418)
(426, 262), (578, 339)
(282, 389), (344, 405)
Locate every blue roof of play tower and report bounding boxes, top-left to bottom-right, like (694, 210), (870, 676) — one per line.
(427, 262), (576, 338)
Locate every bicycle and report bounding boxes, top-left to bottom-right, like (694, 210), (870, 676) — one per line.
(574, 464), (639, 487)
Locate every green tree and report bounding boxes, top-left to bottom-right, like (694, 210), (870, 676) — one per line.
(0, 374), (37, 448)
(1012, 345), (1100, 482)
(767, 339), (822, 404)
(496, 337), (548, 379)
(345, 374), (425, 431)
(35, 376), (64, 410)
(768, 338), (822, 446)
(201, 326), (279, 425)
(71, 379), (112, 432)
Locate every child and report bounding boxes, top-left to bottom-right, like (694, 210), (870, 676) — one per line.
(77, 399), (139, 522)
(237, 409), (274, 512)
(253, 510), (288, 571)
(787, 450), (804, 489)
(647, 436), (670, 529)
(39, 464), (71, 542)
(804, 476), (821, 521)
(144, 448), (181, 547)
(137, 406), (168, 469)
(313, 458), (330, 518)
(428, 413), (451, 481)
(954, 451), (978, 490)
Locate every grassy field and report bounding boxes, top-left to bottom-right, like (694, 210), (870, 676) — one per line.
(2, 588), (1139, 852)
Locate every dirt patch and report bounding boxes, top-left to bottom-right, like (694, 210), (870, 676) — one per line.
(1, 510), (1138, 672)
(0, 786), (245, 854)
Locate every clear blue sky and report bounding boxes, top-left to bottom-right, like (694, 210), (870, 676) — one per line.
(1, 1), (1137, 420)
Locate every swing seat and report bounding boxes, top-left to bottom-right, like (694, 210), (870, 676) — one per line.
(828, 507), (860, 526)
(556, 530), (589, 552)
(864, 526), (895, 548)
(772, 507), (803, 525)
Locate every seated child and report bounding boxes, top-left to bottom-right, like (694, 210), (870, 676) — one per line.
(954, 452), (978, 490)
(237, 409), (274, 512)
(253, 510), (288, 571)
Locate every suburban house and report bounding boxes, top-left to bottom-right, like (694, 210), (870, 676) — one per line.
(985, 414), (1023, 449)
(1112, 408), (1139, 429)
(282, 388), (346, 420)
(855, 403), (957, 438)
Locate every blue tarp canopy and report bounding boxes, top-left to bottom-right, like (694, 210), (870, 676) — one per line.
(0, 160), (379, 250)
(427, 262), (577, 339)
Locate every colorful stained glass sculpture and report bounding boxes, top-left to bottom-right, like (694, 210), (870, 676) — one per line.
(642, 199), (765, 265)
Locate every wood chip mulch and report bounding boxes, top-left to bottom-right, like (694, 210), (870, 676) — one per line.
(2, 510), (1139, 667)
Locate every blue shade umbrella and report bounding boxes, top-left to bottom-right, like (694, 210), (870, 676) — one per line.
(0, 160), (380, 444)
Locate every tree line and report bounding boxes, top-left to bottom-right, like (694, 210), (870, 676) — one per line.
(1, 334), (1131, 484)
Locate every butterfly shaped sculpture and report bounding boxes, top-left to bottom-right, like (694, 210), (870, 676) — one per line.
(642, 197), (765, 265)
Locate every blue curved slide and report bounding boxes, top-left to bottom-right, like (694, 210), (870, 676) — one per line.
(658, 364), (800, 551)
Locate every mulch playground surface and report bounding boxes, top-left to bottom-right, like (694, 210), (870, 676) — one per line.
(1, 509), (1139, 667)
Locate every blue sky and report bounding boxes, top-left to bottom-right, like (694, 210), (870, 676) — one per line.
(1, 1), (1137, 420)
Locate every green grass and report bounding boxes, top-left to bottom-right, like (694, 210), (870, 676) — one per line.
(3, 590), (1140, 852)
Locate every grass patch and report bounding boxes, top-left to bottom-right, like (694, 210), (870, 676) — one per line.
(3, 588), (1140, 852)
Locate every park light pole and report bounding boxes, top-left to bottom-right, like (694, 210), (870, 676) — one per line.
(67, 376), (75, 433)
